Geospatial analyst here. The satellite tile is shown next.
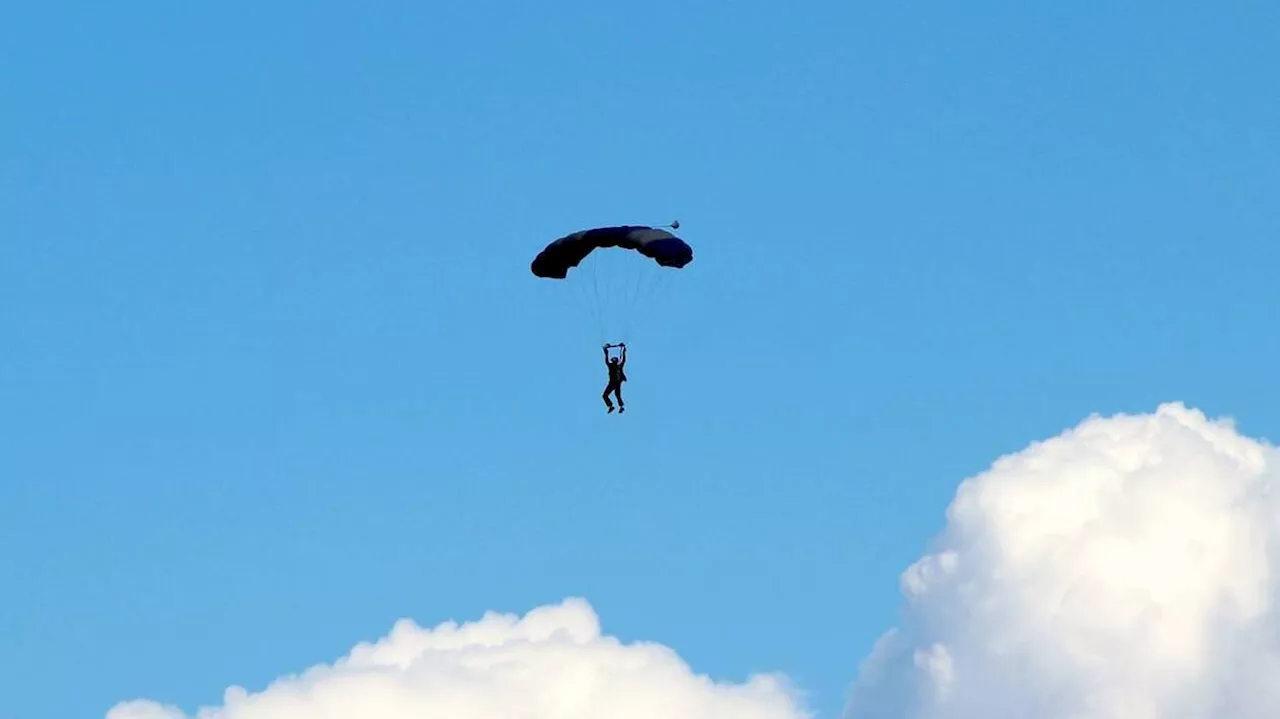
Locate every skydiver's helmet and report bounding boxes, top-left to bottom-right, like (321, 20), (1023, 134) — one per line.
(609, 357), (618, 364)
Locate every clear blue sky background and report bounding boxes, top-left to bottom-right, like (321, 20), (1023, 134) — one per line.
(3, 2), (1278, 717)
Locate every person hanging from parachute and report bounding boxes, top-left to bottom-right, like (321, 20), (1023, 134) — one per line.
(530, 221), (691, 413)
(602, 342), (627, 413)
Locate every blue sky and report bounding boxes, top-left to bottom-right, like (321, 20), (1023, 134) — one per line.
(2, 1), (1278, 717)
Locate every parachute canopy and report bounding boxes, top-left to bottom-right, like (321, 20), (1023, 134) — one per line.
(531, 222), (692, 344)
(531, 225), (693, 279)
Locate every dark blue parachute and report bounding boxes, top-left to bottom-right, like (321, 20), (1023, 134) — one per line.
(531, 225), (693, 279)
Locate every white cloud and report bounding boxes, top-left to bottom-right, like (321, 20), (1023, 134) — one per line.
(108, 402), (1280, 719)
(846, 402), (1280, 719)
(107, 598), (809, 719)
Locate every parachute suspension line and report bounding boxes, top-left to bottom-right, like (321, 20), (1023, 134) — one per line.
(614, 250), (629, 340)
(638, 267), (671, 341)
(589, 249), (606, 344)
(609, 250), (623, 339)
(609, 248), (640, 343)
(549, 271), (596, 345)
(632, 256), (653, 327)
(598, 246), (638, 344)
(624, 259), (658, 341)
(617, 218), (680, 341)
(582, 250), (592, 338)
(617, 250), (640, 341)
(613, 261), (671, 345)
(630, 258), (648, 339)
(645, 265), (673, 331)
(561, 269), (594, 340)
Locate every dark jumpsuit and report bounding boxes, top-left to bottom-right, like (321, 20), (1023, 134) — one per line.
(604, 360), (626, 408)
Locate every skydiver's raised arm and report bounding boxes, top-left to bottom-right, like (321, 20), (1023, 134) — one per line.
(603, 344), (611, 364)
(619, 343), (627, 366)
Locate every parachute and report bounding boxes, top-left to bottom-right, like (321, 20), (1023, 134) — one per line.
(531, 222), (693, 343)
(531, 224), (693, 279)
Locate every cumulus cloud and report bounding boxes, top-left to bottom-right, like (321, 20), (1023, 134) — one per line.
(108, 402), (1280, 719)
(107, 598), (808, 719)
(846, 402), (1280, 719)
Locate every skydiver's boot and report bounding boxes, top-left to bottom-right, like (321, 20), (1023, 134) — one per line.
(607, 405), (615, 413)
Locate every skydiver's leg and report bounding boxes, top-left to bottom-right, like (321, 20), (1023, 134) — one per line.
(603, 384), (615, 411)
(612, 385), (624, 412)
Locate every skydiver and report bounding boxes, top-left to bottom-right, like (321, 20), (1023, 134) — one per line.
(603, 343), (627, 413)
